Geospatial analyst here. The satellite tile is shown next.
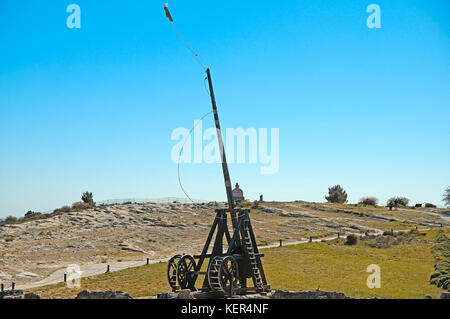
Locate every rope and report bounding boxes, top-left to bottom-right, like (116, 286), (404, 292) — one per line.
(170, 22), (206, 71)
(177, 110), (213, 203)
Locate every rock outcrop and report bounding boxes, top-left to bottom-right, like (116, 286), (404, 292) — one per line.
(270, 290), (349, 299)
(75, 290), (132, 299)
(441, 292), (450, 299)
(0, 290), (41, 299)
(157, 289), (194, 299)
(157, 289), (351, 299)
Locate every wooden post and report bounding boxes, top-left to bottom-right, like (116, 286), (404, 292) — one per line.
(1, 283), (4, 292)
(146, 258), (149, 265)
(11, 282), (15, 291)
(337, 232), (340, 239)
(64, 273), (67, 282)
(309, 236), (312, 243)
(106, 265), (110, 273)
(279, 240), (282, 247)
(206, 68), (237, 228)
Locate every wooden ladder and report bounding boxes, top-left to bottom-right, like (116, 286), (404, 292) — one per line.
(243, 222), (264, 292)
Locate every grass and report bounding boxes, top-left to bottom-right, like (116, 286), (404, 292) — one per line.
(29, 262), (168, 299)
(28, 229), (448, 299)
(263, 240), (442, 298)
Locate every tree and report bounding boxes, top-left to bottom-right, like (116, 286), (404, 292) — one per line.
(443, 186), (450, 207)
(325, 185), (348, 204)
(81, 191), (95, 206)
(4, 215), (18, 224)
(387, 197), (409, 207)
(359, 197), (378, 206)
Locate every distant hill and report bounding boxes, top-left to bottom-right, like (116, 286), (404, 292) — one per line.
(96, 197), (211, 205)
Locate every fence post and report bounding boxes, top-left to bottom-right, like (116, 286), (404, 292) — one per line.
(279, 240), (282, 247)
(106, 265), (110, 273)
(64, 273), (67, 282)
(11, 282), (15, 291)
(1, 283), (4, 292)
(309, 236), (312, 243)
(146, 258), (149, 265)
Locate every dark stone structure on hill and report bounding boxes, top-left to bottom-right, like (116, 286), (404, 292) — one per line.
(232, 183), (244, 202)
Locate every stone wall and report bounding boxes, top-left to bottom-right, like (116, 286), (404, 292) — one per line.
(0, 290), (41, 299)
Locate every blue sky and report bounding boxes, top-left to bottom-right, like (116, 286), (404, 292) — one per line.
(0, 0), (449, 217)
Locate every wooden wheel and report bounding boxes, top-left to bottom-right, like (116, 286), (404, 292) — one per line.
(208, 255), (239, 295)
(207, 256), (223, 291)
(218, 256), (239, 295)
(176, 255), (196, 290)
(167, 254), (181, 289)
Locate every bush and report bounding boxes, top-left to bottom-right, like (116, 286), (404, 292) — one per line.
(383, 229), (394, 236)
(252, 200), (259, 208)
(25, 210), (38, 217)
(4, 216), (18, 224)
(53, 205), (71, 214)
(387, 197), (409, 207)
(362, 230), (427, 249)
(359, 197), (378, 206)
(325, 185), (348, 204)
(430, 231), (450, 290)
(71, 201), (91, 211)
(82, 191), (95, 206)
(424, 203), (436, 208)
(345, 234), (358, 245)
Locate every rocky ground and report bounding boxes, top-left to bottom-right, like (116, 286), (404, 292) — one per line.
(0, 200), (448, 288)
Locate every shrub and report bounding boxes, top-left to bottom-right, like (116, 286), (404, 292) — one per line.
(443, 186), (450, 207)
(383, 229), (394, 236)
(25, 210), (38, 217)
(71, 201), (91, 211)
(362, 230), (428, 248)
(325, 185), (348, 204)
(359, 197), (378, 206)
(252, 200), (259, 208)
(81, 191), (95, 206)
(4, 216), (18, 224)
(387, 197), (409, 207)
(424, 203), (436, 208)
(431, 230), (450, 259)
(53, 205), (71, 214)
(345, 234), (358, 245)
(430, 231), (450, 290)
